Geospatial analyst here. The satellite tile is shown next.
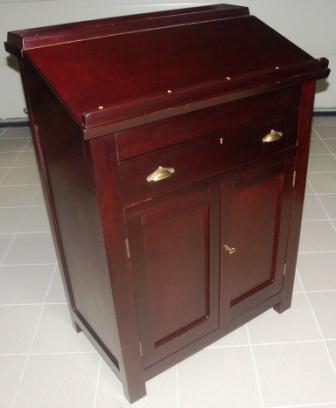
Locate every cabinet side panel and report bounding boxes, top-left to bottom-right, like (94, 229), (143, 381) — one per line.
(20, 57), (122, 366)
(275, 81), (316, 313)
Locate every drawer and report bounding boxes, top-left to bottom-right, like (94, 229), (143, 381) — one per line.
(119, 91), (299, 206)
(115, 87), (301, 161)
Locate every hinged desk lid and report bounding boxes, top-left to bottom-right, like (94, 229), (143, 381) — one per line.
(5, 4), (330, 137)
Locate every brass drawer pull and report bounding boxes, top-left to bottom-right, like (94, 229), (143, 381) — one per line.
(262, 129), (283, 143)
(222, 244), (236, 255)
(146, 166), (175, 183)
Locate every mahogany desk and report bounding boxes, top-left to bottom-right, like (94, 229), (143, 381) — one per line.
(5, 4), (330, 402)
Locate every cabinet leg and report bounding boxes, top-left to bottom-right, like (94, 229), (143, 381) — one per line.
(122, 379), (147, 404)
(69, 312), (82, 333)
(72, 320), (82, 333)
(273, 295), (292, 314)
(120, 355), (147, 404)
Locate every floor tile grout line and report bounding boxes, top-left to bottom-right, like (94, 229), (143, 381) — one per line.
(306, 179), (336, 233)
(5, 139), (30, 166)
(0, 183), (41, 187)
(309, 153), (333, 157)
(306, 179), (335, 221)
(3, 174), (54, 407)
(314, 127), (336, 163)
(302, 218), (332, 222)
(0, 165), (38, 170)
(246, 325), (265, 408)
(0, 167), (12, 185)
(313, 123), (336, 127)
(0, 139), (36, 187)
(308, 129), (336, 229)
(0, 204), (45, 209)
(10, 263), (58, 408)
(0, 302), (67, 307)
(0, 231), (51, 236)
(299, 249), (336, 255)
(0, 150), (31, 154)
(0, 137), (31, 141)
(308, 171), (336, 174)
(304, 289), (336, 293)
(0, 262), (57, 267)
(306, 192), (336, 196)
(0, 184), (40, 265)
(0, 351), (97, 357)
(0, 128), (31, 138)
(207, 340), (324, 350)
(297, 270), (336, 378)
(207, 344), (250, 350)
(3, 230), (51, 235)
(268, 400), (336, 408)
(2, 337), (336, 357)
(251, 339), (331, 347)
(91, 357), (102, 408)
(0, 154), (21, 170)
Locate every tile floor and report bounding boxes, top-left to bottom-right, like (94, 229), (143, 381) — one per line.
(1, 119), (336, 408)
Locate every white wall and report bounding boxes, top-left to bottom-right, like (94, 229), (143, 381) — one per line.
(0, 0), (335, 120)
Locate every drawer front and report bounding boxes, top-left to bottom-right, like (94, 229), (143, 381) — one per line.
(119, 90), (299, 206)
(116, 87), (300, 161)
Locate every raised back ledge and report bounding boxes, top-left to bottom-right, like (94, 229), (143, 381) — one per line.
(6, 4), (250, 52)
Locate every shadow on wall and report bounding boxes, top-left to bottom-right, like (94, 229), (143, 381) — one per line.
(316, 78), (329, 94)
(7, 55), (20, 72)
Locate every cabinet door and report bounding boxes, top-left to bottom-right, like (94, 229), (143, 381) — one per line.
(220, 157), (295, 323)
(126, 186), (219, 367)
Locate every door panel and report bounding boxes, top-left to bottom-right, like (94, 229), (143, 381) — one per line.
(220, 157), (295, 323)
(126, 186), (219, 367)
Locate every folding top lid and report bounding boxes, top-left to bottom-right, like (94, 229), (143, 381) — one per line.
(5, 4), (330, 136)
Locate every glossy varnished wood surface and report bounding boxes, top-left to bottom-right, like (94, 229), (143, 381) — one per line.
(274, 81), (317, 314)
(126, 186), (220, 367)
(5, 4), (330, 404)
(23, 16), (325, 129)
(6, 4), (329, 137)
(20, 57), (123, 368)
(116, 87), (300, 161)
(118, 88), (299, 207)
(7, 4), (249, 50)
(85, 135), (146, 401)
(220, 154), (295, 322)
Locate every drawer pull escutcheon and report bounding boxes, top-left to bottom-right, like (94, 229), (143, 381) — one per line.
(262, 129), (283, 143)
(222, 244), (236, 255)
(146, 166), (175, 183)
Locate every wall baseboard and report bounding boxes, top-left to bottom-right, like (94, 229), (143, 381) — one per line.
(0, 118), (29, 128)
(1, 110), (336, 128)
(314, 111), (336, 116)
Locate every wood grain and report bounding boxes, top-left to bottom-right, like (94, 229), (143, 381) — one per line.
(5, 4), (329, 403)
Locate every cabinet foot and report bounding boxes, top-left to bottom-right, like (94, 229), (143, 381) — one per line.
(122, 378), (147, 404)
(72, 320), (82, 333)
(273, 298), (292, 314)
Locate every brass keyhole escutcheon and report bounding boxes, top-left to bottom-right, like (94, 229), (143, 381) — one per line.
(222, 244), (236, 255)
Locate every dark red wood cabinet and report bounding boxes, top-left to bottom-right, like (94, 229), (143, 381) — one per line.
(5, 4), (330, 403)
